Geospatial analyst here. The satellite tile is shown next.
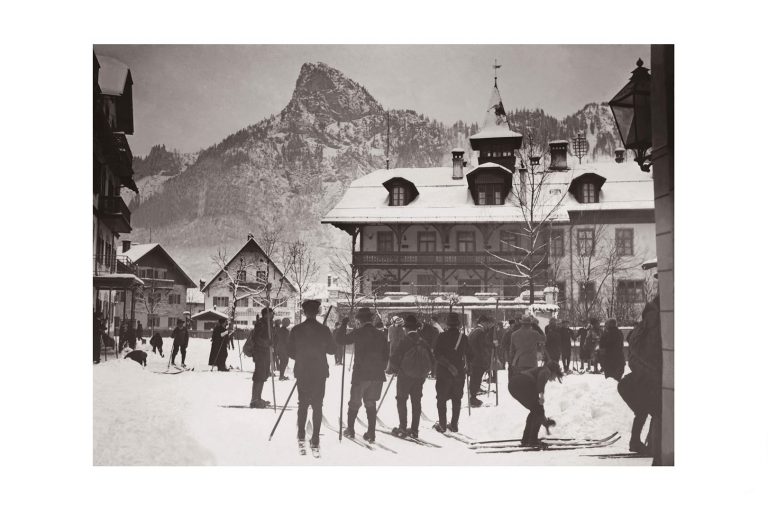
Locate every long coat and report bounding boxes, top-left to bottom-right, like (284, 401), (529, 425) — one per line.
(209, 324), (227, 366)
(287, 318), (335, 381)
(600, 327), (625, 380)
(335, 322), (388, 383)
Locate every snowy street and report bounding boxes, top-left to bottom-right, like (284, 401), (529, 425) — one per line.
(94, 338), (651, 465)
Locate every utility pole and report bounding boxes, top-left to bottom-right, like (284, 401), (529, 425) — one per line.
(386, 112), (390, 170)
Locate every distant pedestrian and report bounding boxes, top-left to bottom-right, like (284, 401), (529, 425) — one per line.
(209, 317), (230, 371)
(287, 300), (336, 450)
(544, 317), (561, 364)
(93, 311), (104, 363)
(433, 312), (469, 433)
(336, 307), (389, 443)
(467, 315), (496, 407)
(389, 315), (434, 438)
(171, 319), (189, 367)
(136, 321), (144, 344)
(386, 316), (405, 373)
(249, 308), (274, 407)
(276, 317), (291, 380)
(508, 360), (563, 446)
(420, 315), (441, 379)
(584, 318), (602, 373)
(126, 322), (137, 350)
(150, 332), (164, 357)
(118, 320), (128, 352)
(559, 320), (575, 372)
(332, 322), (344, 365)
(599, 318), (625, 381)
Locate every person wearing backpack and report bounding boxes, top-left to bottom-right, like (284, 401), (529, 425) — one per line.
(388, 315), (434, 439)
(508, 360), (563, 446)
(467, 315), (497, 407)
(287, 300), (337, 450)
(433, 312), (469, 433)
(335, 307), (389, 443)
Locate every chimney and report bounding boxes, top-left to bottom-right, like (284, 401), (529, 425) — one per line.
(548, 140), (569, 170)
(451, 148), (466, 180)
(615, 148), (626, 163)
(199, 279), (206, 291)
(121, 240), (131, 253)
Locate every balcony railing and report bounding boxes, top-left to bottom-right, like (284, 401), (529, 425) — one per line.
(368, 283), (548, 300)
(94, 254), (137, 276)
(354, 250), (547, 268)
(98, 195), (132, 233)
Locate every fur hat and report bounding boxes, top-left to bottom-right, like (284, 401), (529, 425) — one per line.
(355, 307), (374, 321)
(301, 300), (320, 315)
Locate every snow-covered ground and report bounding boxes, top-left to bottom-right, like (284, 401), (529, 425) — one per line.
(94, 337), (651, 466)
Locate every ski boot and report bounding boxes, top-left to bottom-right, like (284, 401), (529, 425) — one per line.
(279, 375), (289, 381)
(343, 427), (355, 439)
(362, 431), (376, 443)
(392, 427), (407, 438)
(469, 396), (483, 407)
(406, 427), (419, 439)
(447, 422), (459, 433)
(433, 422), (446, 433)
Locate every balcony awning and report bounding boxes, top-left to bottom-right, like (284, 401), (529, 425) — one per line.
(191, 309), (229, 322)
(93, 273), (143, 290)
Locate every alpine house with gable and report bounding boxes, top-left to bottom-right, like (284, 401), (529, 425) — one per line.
(322, 80), (656, 325)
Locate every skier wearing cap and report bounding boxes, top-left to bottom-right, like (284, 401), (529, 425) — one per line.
(335, 307), (389, 443)
(507, 315), (545, 379)
(249, 308), (274, 407)
(467, 316), (496, 407)
(433, 312), (469, 433)
(287, 300), (336, 450)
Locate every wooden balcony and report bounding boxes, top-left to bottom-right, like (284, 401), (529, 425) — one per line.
(98, 195), (132, 233)
(353, 250), (547, 268)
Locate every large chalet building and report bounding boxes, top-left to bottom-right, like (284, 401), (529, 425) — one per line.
(200, 235), (298, 327)
(116, 242), (197, 335)
(322, 82), (655, 325)
(93, 53), (142, 338)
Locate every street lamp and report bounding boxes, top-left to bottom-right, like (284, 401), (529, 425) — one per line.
(609, 58), (652, 172)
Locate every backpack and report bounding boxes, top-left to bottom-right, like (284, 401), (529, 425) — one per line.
(401, 336), (433, 379)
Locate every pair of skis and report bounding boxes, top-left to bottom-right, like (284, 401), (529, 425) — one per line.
(153, 364), (194, 375)
(321, 415), (396, 453)
(470, 432), (620, 454)
(297, 420), (320, 458)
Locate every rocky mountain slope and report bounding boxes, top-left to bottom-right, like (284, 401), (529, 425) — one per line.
(123, 62), (624, 281)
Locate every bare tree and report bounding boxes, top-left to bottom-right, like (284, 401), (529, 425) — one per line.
(285, 240), (319, 321)
(210, 248), (269, 332)
(329, 243), (366, 321)
(486, 131), (572, 304)
(136, 278), (172, 335)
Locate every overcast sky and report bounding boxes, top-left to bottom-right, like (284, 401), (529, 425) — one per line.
(94, 45), (650, 157)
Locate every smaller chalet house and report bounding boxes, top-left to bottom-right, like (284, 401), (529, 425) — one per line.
(200, 235), (298, 328)
(116, 242), (196, 335)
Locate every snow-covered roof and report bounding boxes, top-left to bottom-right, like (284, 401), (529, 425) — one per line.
(95, 55), (131, 96)
(190, 309), (228, 321)
(322, 160), (654, 225)
(201, 238), (298, 294)
(122, 243), (196, 289)
(470, 84), (522, 141)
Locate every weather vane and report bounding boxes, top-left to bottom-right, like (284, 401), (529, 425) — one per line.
(493, 59), (502, 87)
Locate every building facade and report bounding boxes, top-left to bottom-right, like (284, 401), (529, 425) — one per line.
(323, 82), (656, 327)
(115, 242), (196, 335)
(92, 53), (142, 343)
(201, 235), (298, 328)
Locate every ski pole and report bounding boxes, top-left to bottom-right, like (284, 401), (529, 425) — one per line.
(376, 372), (395, 416)
(462, 304), (470, 417)
(339, 342), (346, 442)
(268, 381), (297, 441)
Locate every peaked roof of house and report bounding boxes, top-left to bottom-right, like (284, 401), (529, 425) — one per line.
(470, 84), (522, 140)
(95, 54), (132, 96)
(201, 237), (298, 294)
(122, 243), (196, 288)
(321, 160), (654, 225)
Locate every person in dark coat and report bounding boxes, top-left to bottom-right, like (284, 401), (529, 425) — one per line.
(389, 315), (434, 438)
(544, 317), (561, 364)
(332, 322), (344, 365)
(93, 311), (104, 363)
(559, 320), (575, 372)
(585, 318), (602, 373)
(125, 322), (137, 351)
(118, 320), (128, 352)
(508, 360), (563, 446)
(149, 332), (164, 357)
(287, 300), (336, 449)
(249, 308), (274, 407)
(209, 318), (230, 371)
(531, 317), (544, 336)
(420, 316), (440, 379)
(136, 321), (144, 344)
(433, 312), (469, 433)
(467, 316), (496, 407)
(171, 318), (190, 367)
(618, 297), (662, 457)
(599, 318), (625, 381)
(336, 307), (389, 442)
(507, 316), (545, 377)
(124, 349), (148, 366)
(276, 317), (291, 380)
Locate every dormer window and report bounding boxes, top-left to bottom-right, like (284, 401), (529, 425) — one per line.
(392, 186), (406, 206)
(569, 172), (607, 204)
(466, 164), (513, 206)
(383, 177), (419, 206)
(581, 182), (597, 203)
(477, 183), (503, 205)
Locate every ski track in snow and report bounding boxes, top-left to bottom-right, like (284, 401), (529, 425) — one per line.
(94, 338), (650, 466)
